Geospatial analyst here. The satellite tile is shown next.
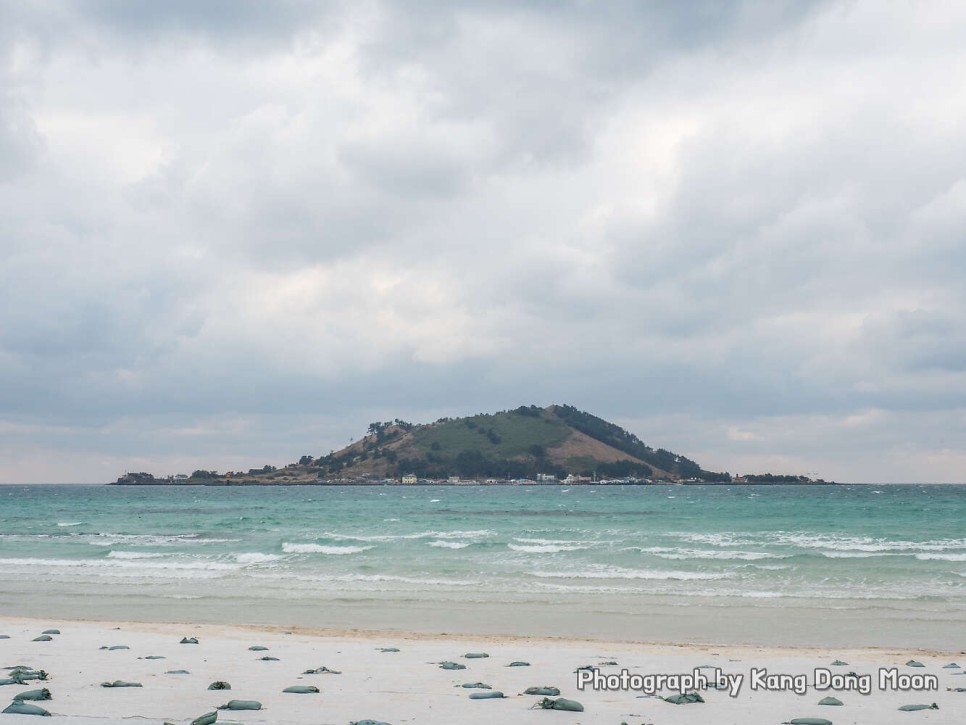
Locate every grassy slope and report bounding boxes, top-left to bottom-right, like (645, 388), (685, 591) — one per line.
(410, 411), (571, 460)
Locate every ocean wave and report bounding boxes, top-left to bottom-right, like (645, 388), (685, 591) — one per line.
(106, 551), (167, 560)
(915, 553), (966, 562)
(530, 566), (730, 581)
(56, 522), (83, 527)
(508, 543), (592, 553)
(630, 546), (782, 561)
(428, 541), (470, 549)
(514, 537), (593, 546)
(235, 552), (286, 564)
(282, 543), (373, 555)
(87, 533), (240, 547)
(317, 529), (497, 543)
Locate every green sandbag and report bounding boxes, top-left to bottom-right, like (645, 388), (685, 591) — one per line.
(464, 652), (489, 659)
(573, 665), (597, 673)
(258, 656), (279, 661)
(283, 685), (319, 694)
(41, 630), (60, 636)
(507, 661), (530, 667)
(2, 701), (51, 716)
(0, 635), (10, 639)
(943, 663), (960, 668)
(108, 645), (129, 650)
(13, 670), (47, 681)
(13, 688), (52, 701)
(101, 680), (142, 687)
(524, 686), (560, 696)
(898, 703), (938, 711)
(599, 660), (619, 666)
(248, 645), (268, 651)
(32, 635), (53, 642)
(905, 660), (925, 667)
(788, 719), (833, 725)
(142, 655), (165, 660)
(166, 669), (190, 674)
(190, 711), (217, 725)
(830, 660), (848, 666)
(208, 681), (231, 690)
(218, 699), (262, 710)
(0, 678), (19, 685)
(350, 721), (392, 725)
(460, 683), (491, 689)
(469, 691), (505, 699)
(439, 661), (466, 670)
(948, 687), (966, 692)
(664, 692), (704, 704)
(818, 696), (843, 706)
(303, 666), (341, 674)
(180, 637), (199, 644)
(377, 647), (399, 652)
(536, 697), (584, 712)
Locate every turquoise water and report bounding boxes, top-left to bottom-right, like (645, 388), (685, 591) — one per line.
(1, 484), (964, 645)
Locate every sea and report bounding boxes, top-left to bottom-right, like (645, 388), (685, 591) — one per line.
(1, 483), (964, 648)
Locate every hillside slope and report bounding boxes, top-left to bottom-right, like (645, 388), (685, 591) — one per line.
(290, 404), (726, 482)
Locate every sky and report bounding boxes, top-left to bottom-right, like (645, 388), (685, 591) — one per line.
(1, 1), (965, 484)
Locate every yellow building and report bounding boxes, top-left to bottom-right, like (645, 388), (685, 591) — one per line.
(401, 473), (418, 484)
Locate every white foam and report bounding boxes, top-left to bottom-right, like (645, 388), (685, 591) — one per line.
(282, 543), (374, 555)
(106, 551), (166, 560)
(509, 543), (591, 553)
(531, 566), (730, 581)
(915, 553), (966, 562)
(56, 522), (83, 527)
(632, 546), (781, 561)
(428, 541), (470, 549)
(235, 552), (285, 564)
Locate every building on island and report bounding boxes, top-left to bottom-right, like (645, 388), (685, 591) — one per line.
(401, 473), (417, 484)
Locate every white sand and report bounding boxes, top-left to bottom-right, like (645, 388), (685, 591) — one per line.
(0, 616), (962, 724)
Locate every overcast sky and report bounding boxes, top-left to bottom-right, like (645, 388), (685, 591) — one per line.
(2, 1), (965, 483)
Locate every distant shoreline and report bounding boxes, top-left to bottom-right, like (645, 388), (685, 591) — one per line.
(108, 479), (837, 487)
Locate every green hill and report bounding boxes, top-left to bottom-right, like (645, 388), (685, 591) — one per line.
(300, 404), (727, 482)
(117, 404), (729, 485)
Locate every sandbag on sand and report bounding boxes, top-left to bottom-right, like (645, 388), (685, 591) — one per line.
(830, 660), (848, 666)
(439, 661), (466, 670)
(218, 699), (262, 710)
(13, 688), (52, 701)
(248, 646), (269, 651)
(40, 630), (60, 636)
(190, 711), (217, 725)
(350, 721), (391, 725)
(303, 666), (341, 674)
(207, 681), (231, 690)
(787, 719), (833, 725)
(507, 661), (530, 667)
(101, 680), (142, 688)
(2, 701), (51, 716)
(31, 636), (53, 642)
(905, 660), (925, 667)
(535, 697), (584, 712)
(663, 692), (704, 704)
(377, 647), (400, 653)
(818, 696), (843, 706)
(898, 703), (939, 711)
(468, 691), (505, 699)
(282, 685), (319, 694)
(464, 653), (489, 659)
(524, 687), (560, 696)
(180, 637), (199, 644)
(258, 656), (279, 661)
(459, 683), (491, 689)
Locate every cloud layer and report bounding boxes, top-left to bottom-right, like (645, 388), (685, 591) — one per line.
(2, 0), (965, 482)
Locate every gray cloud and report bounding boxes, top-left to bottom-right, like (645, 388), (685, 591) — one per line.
(1, 1), (965, 482)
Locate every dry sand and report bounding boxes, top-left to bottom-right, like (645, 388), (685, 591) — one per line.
(0, 616), (962, 724)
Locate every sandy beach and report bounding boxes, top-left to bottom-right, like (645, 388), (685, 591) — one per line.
(0, 616), (961, 724)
